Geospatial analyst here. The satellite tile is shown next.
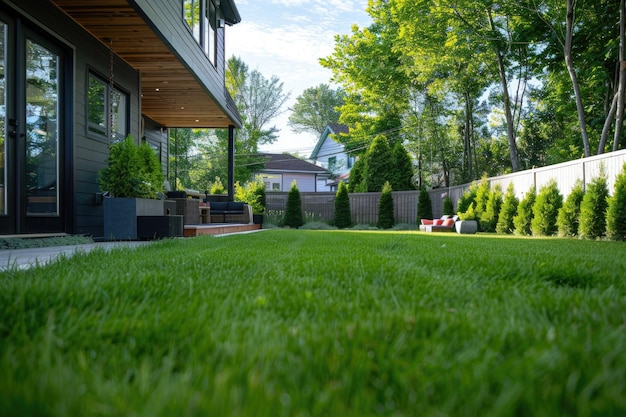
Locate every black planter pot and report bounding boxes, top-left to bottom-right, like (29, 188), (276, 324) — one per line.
(253, 214), (264, 225)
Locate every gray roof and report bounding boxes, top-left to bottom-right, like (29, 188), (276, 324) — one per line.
(258, 153), (328, 174)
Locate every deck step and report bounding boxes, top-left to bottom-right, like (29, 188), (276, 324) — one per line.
(184, 223), (261, 237)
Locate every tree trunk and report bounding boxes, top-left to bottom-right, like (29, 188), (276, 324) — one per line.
(565, 0), (591, 157)
(614, 0), (626, 152)
(495, 49), (520, 172)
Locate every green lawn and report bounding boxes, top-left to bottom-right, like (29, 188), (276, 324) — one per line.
(1, 230), (625, 416)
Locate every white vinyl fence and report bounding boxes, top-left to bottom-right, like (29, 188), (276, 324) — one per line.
(266, 149), (626, 224)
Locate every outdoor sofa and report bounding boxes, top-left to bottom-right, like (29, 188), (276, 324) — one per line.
(209, 201), (253, 224)
(419, 215), (459, 232)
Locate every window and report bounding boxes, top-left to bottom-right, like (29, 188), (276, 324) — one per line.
(184, 0), (219, 65)
(87, 72), (128, 141)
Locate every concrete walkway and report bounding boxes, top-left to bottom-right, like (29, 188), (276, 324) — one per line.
(0, 241), (151, 271)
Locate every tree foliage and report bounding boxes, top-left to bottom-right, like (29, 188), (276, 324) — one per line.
(288, 84), (346, 136)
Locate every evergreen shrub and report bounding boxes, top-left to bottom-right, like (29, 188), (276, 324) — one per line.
(579, 172), (609, 240)
(480, 185), (503, 233)
(417, 187), (433, 223)
(443, 196), (454, 216)
(283, 180), (304, 228)
(457, 182), (478, 215)
(98, 135), (164, 199)
(513, 185), (536, 235)
(606, 163), (626, 241)
(334, 181), (352, 229)
(496, 183), (518, 234)
(531, 180), (563, 236)
(556, 180), (585, 237)
(377, 181), (394, 229)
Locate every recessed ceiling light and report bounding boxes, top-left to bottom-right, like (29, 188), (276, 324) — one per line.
(155, 88), (160, 91)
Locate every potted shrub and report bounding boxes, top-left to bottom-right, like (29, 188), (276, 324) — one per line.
(235, 177), (266, 224)
(98, 135), (172, 240)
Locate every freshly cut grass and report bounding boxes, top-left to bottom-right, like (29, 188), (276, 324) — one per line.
(1, 230), (625, 416)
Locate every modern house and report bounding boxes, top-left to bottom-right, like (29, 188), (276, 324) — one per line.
(0, 0), (242, 238)
(254, 153), (330, 192)
(309, 123), (354, 191)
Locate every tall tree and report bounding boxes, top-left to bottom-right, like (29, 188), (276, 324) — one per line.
(288, 84), (346, 136)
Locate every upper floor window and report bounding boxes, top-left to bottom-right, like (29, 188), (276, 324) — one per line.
(87, 72), (128, 142)
(183, 0), (218, 66)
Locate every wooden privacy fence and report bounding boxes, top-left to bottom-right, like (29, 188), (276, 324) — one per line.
(266, 191), (421, 224)
(265, 149), (626, 225)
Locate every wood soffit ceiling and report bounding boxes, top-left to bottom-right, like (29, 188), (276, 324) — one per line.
(51, 0), (235, 128)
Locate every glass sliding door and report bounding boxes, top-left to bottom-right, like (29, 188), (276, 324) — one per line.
(0, 21), (6, 217)
(25, 38), (59, 216)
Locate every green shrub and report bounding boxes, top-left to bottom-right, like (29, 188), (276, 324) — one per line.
(496, 183), (518, 234)
(458, 202), (477, 221)
(443, 196), (454, 216)
(234, 177), (266, 215)
(283, 180), (303, 228)
(98, 135), (165, 199)
(334, 181), (352, 229)
(579, 172), (609, 240)
(416, 187), (433, 223)
(557, 180), (585, 237)
(473, 176), (491, 221)
(210, 177), (226, 195)
(365, 135), (393, 192)
(480, 185), (503, 233)
(348, 157), (366, 193)
(606, 163), (626, 241)
(457, 182), (478, 215)
(377, 181), (395, 229)
(531, 180), (563, 236)
(513, 185), (536, 236)
(390, 141), (415, 191)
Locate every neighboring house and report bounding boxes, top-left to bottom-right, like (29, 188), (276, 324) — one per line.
(0, 0), (242, 238)
(309, 123), (355, 191)
(254, 154), (330, 192)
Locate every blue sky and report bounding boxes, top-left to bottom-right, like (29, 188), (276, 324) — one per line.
(226, 0), (371, 156)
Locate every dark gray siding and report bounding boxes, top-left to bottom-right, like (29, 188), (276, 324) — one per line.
(131, 0), (241, 127)
(10, 0), (145, 238)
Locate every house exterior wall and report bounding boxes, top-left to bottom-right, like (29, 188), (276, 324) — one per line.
(281, 174), (317, 192)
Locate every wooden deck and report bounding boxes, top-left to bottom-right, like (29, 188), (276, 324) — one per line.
(183, 223), (261, 237)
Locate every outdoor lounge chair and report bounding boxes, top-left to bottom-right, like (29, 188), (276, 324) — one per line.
(419, 215), (458, 232)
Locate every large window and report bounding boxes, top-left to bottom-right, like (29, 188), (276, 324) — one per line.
(184, 0), (218, 66)
(87, 72), (128, 142)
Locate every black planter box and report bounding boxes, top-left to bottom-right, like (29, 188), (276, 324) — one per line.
(137, 215), (183, 240)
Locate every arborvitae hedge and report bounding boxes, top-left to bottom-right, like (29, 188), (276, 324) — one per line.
(457, 182), (478, 214)
(480, 185), (503, 233)
(496, 183), (518, 234)
(531, 180), (563, 236)
(579, 173), (609, 239)
(473, 176), (491, 221)
(348, 157), (366, 193)
(557, 180), (585, 237)
(365, 135), (393, 192)
(417, 187), (433, 223)
(391, 142), (415, 191)
(283, 180), (303, 228)
(334, 181), (352, 229)
(377, 181), (395, 229)
(606, 163), (626, 241)
(513, 185), (536, 236)
(443, 196), (454, 216)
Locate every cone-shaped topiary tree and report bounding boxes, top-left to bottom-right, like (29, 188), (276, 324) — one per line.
(416, 187), (433, 224)
(557, 179), (585, 237)
(390, 141), (414, 191)
(443, 196), (454, 216)
(606, 163), (626, 240)
(496, 183), (518, 234)
(334, 181), (352, 229)
(377, 181), (394, 229)
(513, 185), (536, 235)
(283, 180), (303, 228)
(579, 171), (609, 239)
(531, 180), (563, 236)
(365, 135), (393, 192)
(480, 185), (503, 233)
